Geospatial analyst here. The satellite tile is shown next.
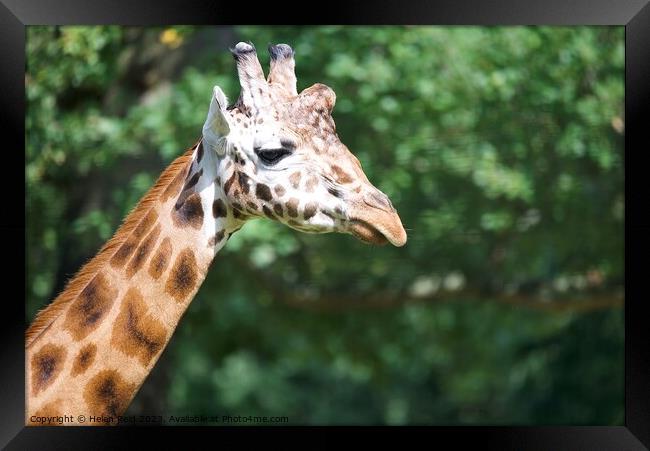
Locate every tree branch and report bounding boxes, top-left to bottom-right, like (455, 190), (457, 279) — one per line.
(277, 288), (624, 314)
(229, 254), (623, 314)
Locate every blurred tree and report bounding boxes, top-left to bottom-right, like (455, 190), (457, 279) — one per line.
(26, 25), (624, 424)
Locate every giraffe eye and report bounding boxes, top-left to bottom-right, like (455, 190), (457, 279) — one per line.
(256, 148), (291, 166)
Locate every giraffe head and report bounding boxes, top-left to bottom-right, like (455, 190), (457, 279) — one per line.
(203, 42), (407, 246)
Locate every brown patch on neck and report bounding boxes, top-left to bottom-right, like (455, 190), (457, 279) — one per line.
(125, 223), (161, 279)
(148, 237), (173, 280)
(182, 170), (202, 192)
(162, 170), (187, 202)
(71, 343), (97, 377)
(172, 192), (204, 230)
(110, 209), (158, 269)
(31, 343), (67, 396)
(165, 248), (199, 303)
(63, 272), (118, 341)
(111, 288), (167, 367)
(26, 145), (196, 348)
(83, 369), (135, 419)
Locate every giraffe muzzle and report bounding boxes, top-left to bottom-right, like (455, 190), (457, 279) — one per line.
(348, 188), (407, 247)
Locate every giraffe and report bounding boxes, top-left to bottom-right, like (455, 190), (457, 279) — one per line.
(26, 42), (407, 426)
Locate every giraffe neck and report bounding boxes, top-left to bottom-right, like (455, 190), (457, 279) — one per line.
(26, 141), (241, 425)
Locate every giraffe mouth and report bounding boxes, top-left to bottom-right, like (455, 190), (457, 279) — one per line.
(349, 219), (390, 246)
(346, 185), (407, 247)
(347, 199), (407, 247)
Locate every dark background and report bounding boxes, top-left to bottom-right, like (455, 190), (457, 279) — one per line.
(26, 26), (624, 425)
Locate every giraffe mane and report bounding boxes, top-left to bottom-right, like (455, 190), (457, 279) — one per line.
(26, 144), (198, 348)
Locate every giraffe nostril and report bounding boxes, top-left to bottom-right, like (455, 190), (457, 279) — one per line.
(363, 189), (395, 213)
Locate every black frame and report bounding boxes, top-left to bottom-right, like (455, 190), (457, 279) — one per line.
(3, 1), (648, 448)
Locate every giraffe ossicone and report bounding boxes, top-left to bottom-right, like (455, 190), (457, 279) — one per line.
(25, 42), (406, 425)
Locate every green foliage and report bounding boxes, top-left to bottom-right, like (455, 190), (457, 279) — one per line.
(26, 26), (623, 424)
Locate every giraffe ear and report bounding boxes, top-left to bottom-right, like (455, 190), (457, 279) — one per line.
(202, 85), (230, 155)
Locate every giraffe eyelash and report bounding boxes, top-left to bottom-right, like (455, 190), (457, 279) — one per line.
(254, 147), (292, 166)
